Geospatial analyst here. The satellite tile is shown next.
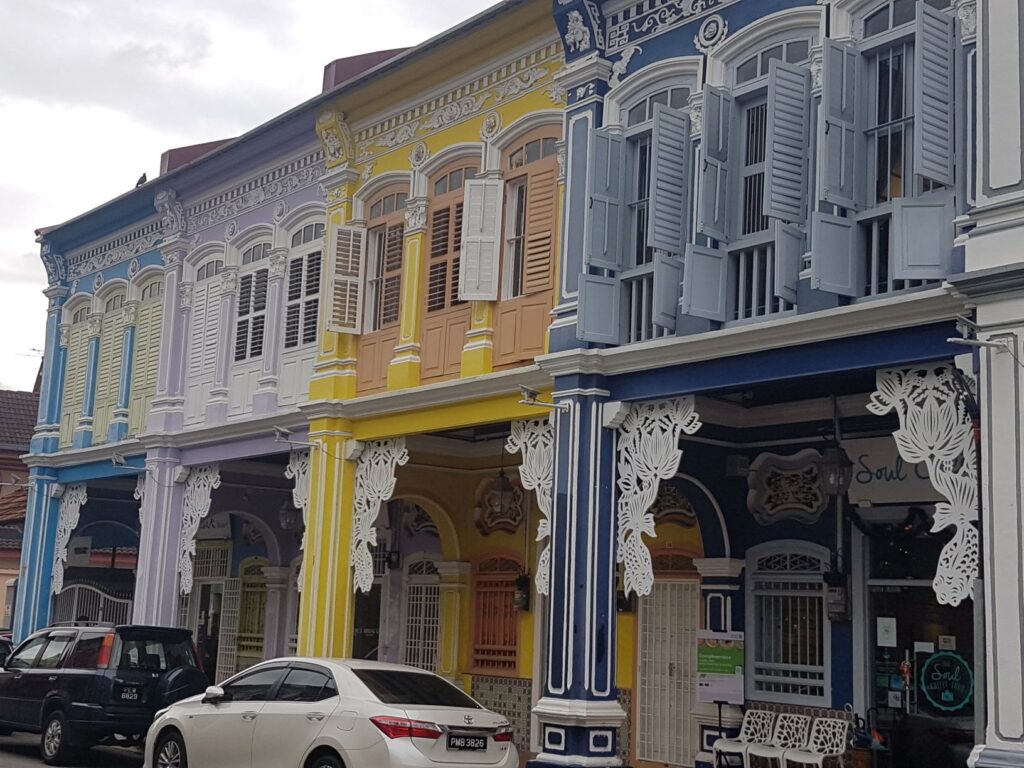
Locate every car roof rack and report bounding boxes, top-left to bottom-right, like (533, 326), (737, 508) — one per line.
(48, 621), (116, 628)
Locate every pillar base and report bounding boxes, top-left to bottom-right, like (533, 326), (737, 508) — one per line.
(530, 697), (626, 767)
(972, 746), (1024, 768)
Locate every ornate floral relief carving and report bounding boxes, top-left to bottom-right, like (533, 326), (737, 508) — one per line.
(868, 367), (978, 606)
(556, 142), (567, 181)
(269, 249), (289, 279)
(178, 283), (194, 310)
(615, 397), (702, 597)
(178, 464), (221, 595)
(52, 483), (87, 595)
(565, 10), (592, 52)
(155, 189), (187, 238)
(423, 95), (490, 130)
(317, 109), (355, 167)
(609, 46), (642, 86)
(547, 83), (568, 104)
(361, 161), (376, 182)
(695, 15), (729, 55)
(409, 141), (430, 168)
(481, 112), (502, 142)
(747, 449), (827, 525)
(273, 201), (289, 223)
(87, 315), (102, 338)
(956, 0), (977, 41)
(134, 473), (146, 525)
(225, 220), (238, 241)
(474, 476), (525, 535)
(219, 269), (239, 294)
(58, 324), (70, 348)
(41, 248), (65, 285)
(121, 302), (138, 326)
(128, 258), (140, 278)
(688, 100), (703, 137)
(352, 439), (408, 594)
(506, 417), (555, 595)
(494, 66), (549, 101)
(405, 198), (428, 232)
(606, 0), (731, 51)
(93, 272), (105, 292)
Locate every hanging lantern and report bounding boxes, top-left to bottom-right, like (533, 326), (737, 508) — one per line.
(819, 443), (853, 498)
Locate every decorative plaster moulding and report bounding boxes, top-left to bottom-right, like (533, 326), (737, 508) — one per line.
(65, 218), (163, 280)
(604, 0), (742, 52)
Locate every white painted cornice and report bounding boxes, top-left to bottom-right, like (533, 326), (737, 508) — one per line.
(23, 439), (145, 469)
(537, 288), (965, 380)
(299, 365), (553, 422)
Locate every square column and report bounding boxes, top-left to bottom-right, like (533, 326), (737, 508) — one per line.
(132, 448), (186, 626)
(12, 469), (59, 641)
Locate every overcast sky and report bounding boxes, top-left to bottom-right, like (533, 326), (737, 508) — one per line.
(0, 0), (495, 392)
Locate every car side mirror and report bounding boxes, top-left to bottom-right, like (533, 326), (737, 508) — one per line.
(202, 685), (227, 704)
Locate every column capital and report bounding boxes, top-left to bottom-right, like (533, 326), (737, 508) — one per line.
(693, 558), (745, 579)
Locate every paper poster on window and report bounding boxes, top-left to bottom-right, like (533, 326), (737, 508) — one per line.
(877, 617), (897, 648)
(697, 630), (745, 705)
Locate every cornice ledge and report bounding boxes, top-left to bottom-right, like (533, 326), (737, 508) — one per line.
(22, 439), (145, 469)
(946, 264), (1024, 300)
(138, 409), (308, 451)
(300, 366), (553, 421)
(537, 288), (964, 379)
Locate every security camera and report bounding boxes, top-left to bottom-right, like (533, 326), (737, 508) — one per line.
(519, 386), (540, 402)
(273, 426), (292, 442)
(111, 452), (127, 467)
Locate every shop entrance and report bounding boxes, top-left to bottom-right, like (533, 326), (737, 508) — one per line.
(864, 514), (976, 768)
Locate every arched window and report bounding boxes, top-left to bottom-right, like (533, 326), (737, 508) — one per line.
(745, 542), (831, 704)
(427, 164), (478, 313)
(72, 306), (89, 324)
(365, 190), (407, 332)
(197, 260), (224, 281)
(285, 222), (325, 349)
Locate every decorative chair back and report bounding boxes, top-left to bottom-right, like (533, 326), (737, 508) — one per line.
(771, 713), (811, 749)
(808, 717), (849, 755)
(739, 709), (776, 744)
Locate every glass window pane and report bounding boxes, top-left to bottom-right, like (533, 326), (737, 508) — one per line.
(464, 168), (477, 181)
(525, 140), (541, 164)
(650, 90), (668, 109)
(38, 636), (74, 669)
(275, 668), (333, 702)
(353, 669), (481, 708)
(865, 6), (890, 37)
(383, 195), (395, 214)
(396, 193), (407, 209)
(434, 177), (448, 196)
(760, 45), (784, 74)
(509, 148), (524, 168)
(892, 0), (914, 26)
(450, 169), (464, 191)
(224, 667), (285, 702)
(541, 137), (557, 158)
(890, 51), (905, 120)
(291, 231), (301, 247)
(737, 56), (759, 84)
(669, 87), (689, 109)
(371, 201), (382, 219)
(786, 40), (809, 64)
(627, 101), (647, 126)
(8, 637), (48, 669)
(877, 53), (891, 124)
(66, 635), (105, 669)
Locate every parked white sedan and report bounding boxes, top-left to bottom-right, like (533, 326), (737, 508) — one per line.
(143, 658), (517, 768)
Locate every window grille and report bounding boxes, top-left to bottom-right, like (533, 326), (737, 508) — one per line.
(731, 242), (794, 320)
(402, 559), (441, 673)
(741, 101), (770, 236)
(748, 547), (829, 703)
(194, 542), (230, 579)
(472, 558), (521, 673)
(235, 268), (269, 361)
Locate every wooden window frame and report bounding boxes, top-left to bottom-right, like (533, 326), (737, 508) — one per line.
(471, 556), (522, 675)
(426, 162), (478, 314)
(364, 188), (407, 333)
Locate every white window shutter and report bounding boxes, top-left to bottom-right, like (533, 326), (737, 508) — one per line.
(652, 252), (684, 331)
(892, 192), (955, 280)
(681, 243), (731, 321)
(773, 220), (804, 305)
(327, 225), (367, 334)
(458, 177), (504, 301)
(810, 212), (864, 297)
(819, 40), (863, 210)
(577, 274), (621, 344)
(914, 3), (955, 187)
(648, 104), (691, 255)
(764, 60), (811, 223)
(585, 128), (626, 271)
(698, 85), (733, 243)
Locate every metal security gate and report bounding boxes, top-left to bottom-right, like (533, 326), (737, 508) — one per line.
(636, 579), (700, 766)
(52, 584), (133, 625)
(401, 559), (440, 672)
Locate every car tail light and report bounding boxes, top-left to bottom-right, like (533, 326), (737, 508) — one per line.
(493, 725), (514, 743)
(370, 715), (443, 740)
(96, 633), (115, 669)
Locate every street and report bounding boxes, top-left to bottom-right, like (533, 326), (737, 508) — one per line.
(0, 734), (142, 767)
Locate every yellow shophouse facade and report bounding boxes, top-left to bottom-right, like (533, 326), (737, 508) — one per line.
(297, 2), (565, 752)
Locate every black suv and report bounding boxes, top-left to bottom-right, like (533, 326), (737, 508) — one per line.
(0, 623), (208, 765)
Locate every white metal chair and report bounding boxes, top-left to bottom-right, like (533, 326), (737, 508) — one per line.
(782, 717), (850, 768)
(712, 709), (776, 767)
(747, 713), (811, 768)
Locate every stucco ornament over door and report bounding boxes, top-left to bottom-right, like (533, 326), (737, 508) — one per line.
(52, 483), (88, 595)
(351, 439), (408, 594)
(506, 416), (555, 595)
(868, 366), (977, 605)
(614, 397), (702, 597)
(178, 464), (221, 595)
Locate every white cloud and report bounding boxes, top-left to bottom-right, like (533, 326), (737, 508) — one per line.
(0, 0), (496, 391)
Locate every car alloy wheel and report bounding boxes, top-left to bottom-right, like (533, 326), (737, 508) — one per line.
(156, 734), (188, 768)
(42, 718), (62, 759)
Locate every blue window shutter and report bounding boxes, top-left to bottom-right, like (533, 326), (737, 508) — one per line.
(892, 192), (955, 280)
(914, 3), (955, 187)
(648, 104), (691, 255)
(698, 85), (733, 243)
(773, 220), (804, 305)
(652, 253), (684, 331)
(764, 60), (811, 223)
(577, 274), (622, 344)
(681, 243), (730, 321)
(585, 128), (625, 271)
(820, 40), (862, 211)
(810, 212), (864, 297)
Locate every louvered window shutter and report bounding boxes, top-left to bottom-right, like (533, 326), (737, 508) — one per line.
(577, 274), (621, 344)
(188, 283), (208, 378)
(327, 225), (367, 334)
(698, 85), (734, 243)
(892, 192), (955, 280)
(913, 3), (955, 187)
(585, 128), (625, 271)
(773, 220), (804, 305)
(648, 104), (691, 255)
(681, 243), (731, 321)
(523, 165), (558, 295)
(764, 60), (811, 223)
(459, 178), (504, 301)
(652, 253), (684, 331)
(810, 212), (864, 297)
(820, 40), (863, 210)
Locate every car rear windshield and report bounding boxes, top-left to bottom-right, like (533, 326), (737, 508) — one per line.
(117, 635), (197, 672)
(353, 669), (480, 708)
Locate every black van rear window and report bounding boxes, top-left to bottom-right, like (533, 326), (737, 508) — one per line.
(352, 669), (480, 708)
(118, 636), (197, 672)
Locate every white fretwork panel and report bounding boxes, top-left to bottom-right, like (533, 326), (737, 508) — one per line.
(637, 580), (700, 766)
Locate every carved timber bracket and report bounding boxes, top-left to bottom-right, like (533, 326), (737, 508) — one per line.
(178, 464), (221, 596)
(506, 416), (555, 595)
(351, 439), (408, 594)
(868, 366), (978, 606)
(52, 483), (88, 595)
(613, 397), (702, 597)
